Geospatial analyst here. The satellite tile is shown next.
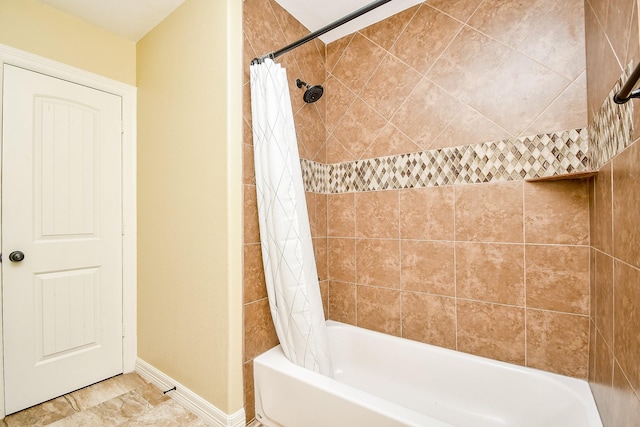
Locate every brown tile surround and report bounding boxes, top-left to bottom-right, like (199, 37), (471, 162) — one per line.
(586, 0), (640, 424)
(324, 181), (590, 376)
(239, 0), (640, 423)
(243, 0), (328, 421)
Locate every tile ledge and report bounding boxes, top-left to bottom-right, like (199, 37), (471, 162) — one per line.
(525, 171), (596, 182)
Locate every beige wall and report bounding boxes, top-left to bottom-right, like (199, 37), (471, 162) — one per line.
(585, 0), (640, 424)
(137, 0), (243, 414)
(0, 0), (135, 85)
(0, 0), (244, 415)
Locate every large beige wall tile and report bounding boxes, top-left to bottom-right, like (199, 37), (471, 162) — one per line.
(468, 52), (570, 136)
(361, 54), (422, 120)
(295, 106), (326, 161)
(516, 0), (586, 81)
(359, 5), (420, 51)
(526, 309), (589, 378)
(325, 76), (356, 133)
(400, 187), (454, 241)
(331, 33), (387, 92)
(244, 185), (260, 244)
(328, 238), (356, 283)
(524, 180), (589, 245)
(243, 361), (255, 421)
(402, 292), (456, 350)
(315, 194), (328, 237)
(356, 239), (401, 288)
(467, 0), (551, 48)
(591, 330), (615, 424)
(610, 362), (640, 427)
(401, 241), (455, 296)
(525, 245), (590, 314)
(314, 237), (328, 280)
(244, 244), (266, 303)
(356, 286), (401, 336)
(390, 5), (463, 74)
(605, 0), (636, 64)
(328, 193), (355, 237)
(614, 261), (640, 394)
(613, 142), (640, 267)
(365, 124), (422, 159)
(328, 281), (356, 325)
(593, 162), (613, 253)
(427, 27), (512, 105)
(355, 191), (399, 238)
(457, 300), (525, 365)
(390, 78), (463, 150)
(428, 0), (485, 22)
(455, 181), (524, 243)
(244, 299), (278, 361)
(595, 250), (614, 347)
(332, 98), (387, 159)
(456, 242), (525, 305)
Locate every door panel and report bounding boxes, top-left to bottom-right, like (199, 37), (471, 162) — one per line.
(36, 267), (100, 360)
(2, 64), (123, 414)
(37, 98), (98, 238)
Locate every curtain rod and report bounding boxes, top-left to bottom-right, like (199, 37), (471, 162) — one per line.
(614, 61), (640, 104)
(251, 0), (392, 65)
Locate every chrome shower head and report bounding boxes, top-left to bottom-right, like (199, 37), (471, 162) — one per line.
(296, 79), (324, 103)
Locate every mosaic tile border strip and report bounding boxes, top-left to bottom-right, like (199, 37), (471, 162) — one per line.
(301, 158), (328, 193)
(588, 63), (635, 170)
(301, 129), (589, 193)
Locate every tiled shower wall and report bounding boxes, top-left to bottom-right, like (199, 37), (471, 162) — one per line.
(325, 0), (591, 378)
(324, 0), (586, 161)
(326, 180), (590, 374)
(242, 0), (328, 421)
(243, 0), (596, 422)
(585, 0), (640, 424)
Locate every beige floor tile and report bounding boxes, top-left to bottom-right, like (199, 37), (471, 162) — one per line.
(4, 396), (76, 426)
(3, 373), (209, 427)
(65, 373), (148, 411)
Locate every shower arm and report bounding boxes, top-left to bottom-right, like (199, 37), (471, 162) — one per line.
(251, 0), (392, 65)
(614, 61), (640, 104)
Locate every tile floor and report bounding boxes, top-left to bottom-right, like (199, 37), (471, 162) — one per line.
(1, 373), (208, 426)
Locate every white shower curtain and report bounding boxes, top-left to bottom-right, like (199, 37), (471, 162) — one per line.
(249, 58), (332, 376)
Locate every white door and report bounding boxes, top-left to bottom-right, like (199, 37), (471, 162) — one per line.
(1, 64), (123, 414)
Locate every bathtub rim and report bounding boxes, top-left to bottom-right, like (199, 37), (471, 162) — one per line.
(253, 320), (602, 427)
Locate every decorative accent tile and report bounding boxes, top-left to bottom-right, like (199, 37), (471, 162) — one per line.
(588, 63), (635, 169)
(301, 129), (589, 194)
(301, 159), (328, 193)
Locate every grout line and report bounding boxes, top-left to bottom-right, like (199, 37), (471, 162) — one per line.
(397, 189), (403, 338)
(453, 184), (459, 351)
(614, 356), (640, 402)
(611, 254), (616, 385)
(522, 179), (528, 367)
(353, 192), (359, 327)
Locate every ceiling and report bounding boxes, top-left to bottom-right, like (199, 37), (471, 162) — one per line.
(275, 0), (422, 43)
(36, 0), (421, 44)
(37, 0), (188, 42)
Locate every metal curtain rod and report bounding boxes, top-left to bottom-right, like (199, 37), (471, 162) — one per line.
(251, 0), (392, 64)
(614, 61), (640, 104)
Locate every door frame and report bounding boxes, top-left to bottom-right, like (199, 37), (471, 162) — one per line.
(0, 44), (137, 418)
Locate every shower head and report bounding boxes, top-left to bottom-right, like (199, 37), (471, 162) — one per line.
(296, 79), (324, 103)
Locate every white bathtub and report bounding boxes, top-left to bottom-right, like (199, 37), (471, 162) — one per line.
(254, 321), (602, 427)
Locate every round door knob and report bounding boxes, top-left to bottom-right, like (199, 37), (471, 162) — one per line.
(8, 251), (25, 262)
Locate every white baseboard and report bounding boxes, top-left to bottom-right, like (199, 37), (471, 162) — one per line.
(135, 358), (245, 427)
